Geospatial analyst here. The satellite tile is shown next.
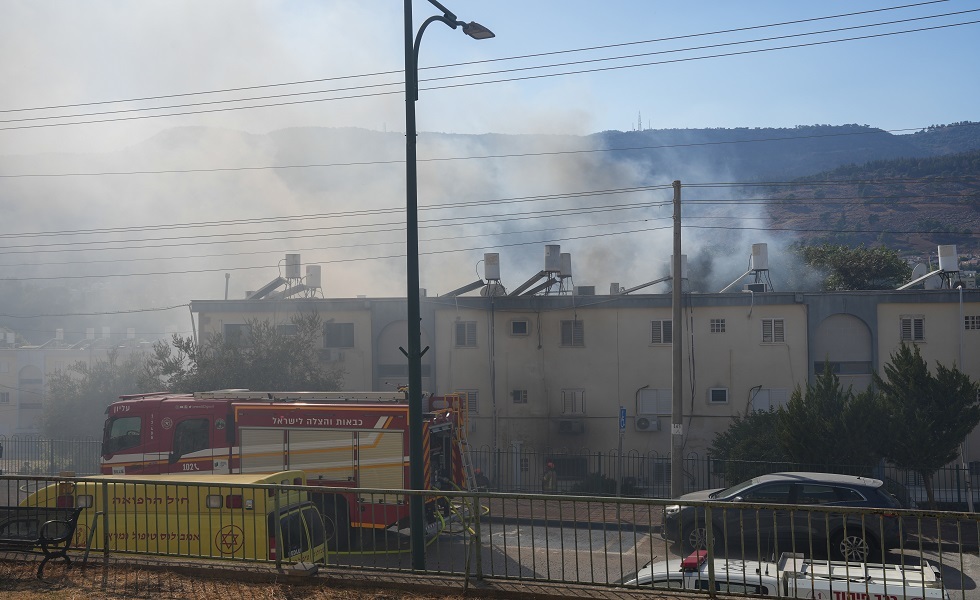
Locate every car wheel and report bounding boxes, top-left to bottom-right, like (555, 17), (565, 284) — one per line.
(682, 522), (720, 553)
(832, 529), (878, 562)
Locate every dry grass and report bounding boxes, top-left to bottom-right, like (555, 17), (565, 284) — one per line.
(0, 558), (468, 600)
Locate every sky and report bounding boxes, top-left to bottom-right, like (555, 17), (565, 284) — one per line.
(0, 0), (978, 341)
(2, 0), (977, 153)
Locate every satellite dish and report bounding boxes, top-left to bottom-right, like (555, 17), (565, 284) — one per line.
(481, 283), (507, 297)
(924, 274), (941, 290)
(910, 264), (927, 281)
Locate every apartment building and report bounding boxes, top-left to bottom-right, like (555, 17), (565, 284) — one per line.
(0, 332), (154, 437)
(188, 286), (980, 460)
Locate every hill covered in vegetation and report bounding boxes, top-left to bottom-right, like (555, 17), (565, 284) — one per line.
(765, 148), (980, 253)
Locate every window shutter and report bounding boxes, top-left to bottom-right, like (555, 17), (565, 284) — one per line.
(773, 319), (784, 342)
(651, 320), (672, 344)
(561, 320), (584, 346)
(455, 322), (477, 347)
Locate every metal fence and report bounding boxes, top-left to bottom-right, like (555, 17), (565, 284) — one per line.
(0, 436), (975, 509)
(3, 473), (979, 599)
(0, 436), (102, 477)
(468, 445), (979, 509)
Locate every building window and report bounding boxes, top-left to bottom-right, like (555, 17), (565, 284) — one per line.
(324, 322), (354, 348)
(512, 390), (528, 404)
(651, 320), (672, 344)
(708, 388), (729, 404)
(710, 319), (726, 333)
(750, 388), (790, 411)
(459, 389), (479, 415)
(510, 320), (529, 336)
(814, 361), (873, 376)
(560, 320), (584, 347)
(900, 315), (924, 342)
(637, 388), (671, 416)
(0, 392), (9, 404)
(455, 321), (477, 348)
(964, 315), (979, 330)
(223, 324), (252, 346)
(172, 418), (211, 460)
(762, 318), (785, 343)
(561, 388), (585, 415)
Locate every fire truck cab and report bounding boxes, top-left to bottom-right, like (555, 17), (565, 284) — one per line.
(100, 389), (471, 549)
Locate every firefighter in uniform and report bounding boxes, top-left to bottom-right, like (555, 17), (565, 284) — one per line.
(542, 460), (557, 493)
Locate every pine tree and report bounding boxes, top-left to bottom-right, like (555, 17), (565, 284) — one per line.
(874, 344), (980, 507)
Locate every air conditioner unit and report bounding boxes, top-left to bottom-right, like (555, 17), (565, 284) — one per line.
(634, 416), (660, 432)
(743, 283), (765, 293)
(558, 419), (584, 434)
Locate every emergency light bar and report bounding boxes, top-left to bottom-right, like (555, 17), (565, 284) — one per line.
(680, 550), (708, 571)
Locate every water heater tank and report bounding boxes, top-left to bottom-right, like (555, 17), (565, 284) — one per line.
(484, 253), (501, 280)
(544, 245), (561, 272)
(938, 245), (959, 272)
(285, 254), (302, 279)
(670, 254), (688, 279)
(560, 253), (572, 278)
(750, 243), (769, 271)
(306, 265), (322, 288)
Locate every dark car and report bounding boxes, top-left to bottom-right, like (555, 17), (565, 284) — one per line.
(662, 472), (904, 561)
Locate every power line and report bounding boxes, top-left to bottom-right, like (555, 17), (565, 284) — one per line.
(7, 7), (976, 127)
(0, 0), (951, 115)
(2, 16), (977, 132)
(0, 304), (190, 318)
(3, 122), (979, 180)
(0, 185), (972, 259)
(0, 184), (674, 243)
(0, 179), (973, 258)
(2, 212), (975, 282)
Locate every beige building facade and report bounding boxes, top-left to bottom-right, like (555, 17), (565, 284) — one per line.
(188, 288), (980, 462)
(0, 337), (154, 437)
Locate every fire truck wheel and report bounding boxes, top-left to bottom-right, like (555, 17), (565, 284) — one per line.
(319, 499), (350, 551)
(832, 529), (877, 563)
(681, 522), (721, 553)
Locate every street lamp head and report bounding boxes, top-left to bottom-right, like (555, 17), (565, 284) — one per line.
(461, 21), (495, 40)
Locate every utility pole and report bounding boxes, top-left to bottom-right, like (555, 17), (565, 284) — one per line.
(670, 180), (684, 498)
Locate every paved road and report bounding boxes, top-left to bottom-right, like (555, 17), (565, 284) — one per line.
(335, 515), (980, 600)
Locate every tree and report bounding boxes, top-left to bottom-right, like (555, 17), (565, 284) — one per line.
(778, 363), (883, 470)
(43, 349), (160, 439)
(152, 312), (343, 393)
(797, 243), (911, 290)
(874, 344), (980, 507)
(708, 409), (789, 484)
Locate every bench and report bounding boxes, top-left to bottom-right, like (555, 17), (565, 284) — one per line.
(0, 506), (84, 578)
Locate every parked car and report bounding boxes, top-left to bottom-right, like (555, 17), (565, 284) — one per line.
(622, 550), (949, 600)
(662, 472), (904, 561)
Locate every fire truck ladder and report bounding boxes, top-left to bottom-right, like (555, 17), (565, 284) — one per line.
(451, 392), (478, 491)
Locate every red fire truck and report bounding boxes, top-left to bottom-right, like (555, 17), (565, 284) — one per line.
(99, 390), (471, 549)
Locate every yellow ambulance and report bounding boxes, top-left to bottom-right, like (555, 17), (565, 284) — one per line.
(21, 470), (326, 564)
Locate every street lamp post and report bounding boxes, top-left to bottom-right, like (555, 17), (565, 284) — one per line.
(404, 0), (493, 572)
